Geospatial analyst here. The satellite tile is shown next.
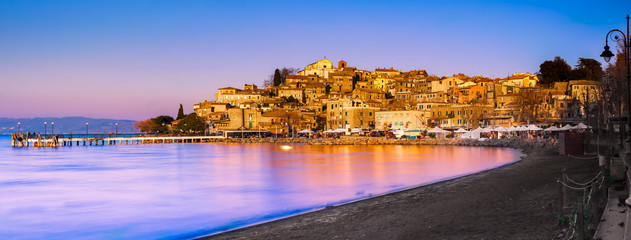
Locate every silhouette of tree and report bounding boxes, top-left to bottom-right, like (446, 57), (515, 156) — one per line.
(177, 104), (185, 120)
(539, 56), (571, 84)
(134, 119), (158, 133)
(280, 67), (300, 84)
(174, 113), (206, 133)
(273, 69), (282, 86)
(151, 115), (174, 133)
(570, 58), (603, 81)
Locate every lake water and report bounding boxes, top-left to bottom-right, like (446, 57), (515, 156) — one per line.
(0, 135), (520, 239)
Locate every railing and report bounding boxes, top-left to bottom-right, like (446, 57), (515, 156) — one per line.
(15, 132), (229, 139)
(557, 155), (608, 240)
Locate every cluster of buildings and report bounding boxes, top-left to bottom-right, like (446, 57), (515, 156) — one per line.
(193, 58), (602, 134)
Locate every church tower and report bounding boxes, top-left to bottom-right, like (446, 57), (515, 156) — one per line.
(338, 60), (347, 69)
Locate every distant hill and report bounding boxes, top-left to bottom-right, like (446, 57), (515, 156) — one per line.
(0, 117), (139, 134)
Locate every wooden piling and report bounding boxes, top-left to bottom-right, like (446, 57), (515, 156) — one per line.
(562, 169), (568, 208)
(37, 133), (42, 147)
(591, 181), (599, 230)
(577, 201), (584, 240)
(558, 179), (563, 216)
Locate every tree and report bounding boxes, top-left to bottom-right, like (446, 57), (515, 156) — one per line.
(314, 116), (326, 131)
(280, 67), (300, 84)
(174, 113), (206, 133)
(263, 67), (299, 87)
(177, 104), (185, 120)
(603, 42), (628, 119)
(515, 87), (545, 123)
(134, 119), (158, 133)
(263, 73), (274, 87)
(570, 58), (603, 81)
(273, 69), (282, 86)
(151, 115), (174, 133)
(539, 56), (572, 85)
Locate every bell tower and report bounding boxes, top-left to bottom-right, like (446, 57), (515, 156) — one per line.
(338, 60), (347, 69)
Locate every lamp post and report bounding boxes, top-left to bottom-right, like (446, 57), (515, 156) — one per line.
(86, 123), (89, 137)
(51, 122), (54, 135)
(601, 14), (631, 205)
(44, 122), (47, 136)
(17, 122), (20, 133)
(115, 123), (118, 137)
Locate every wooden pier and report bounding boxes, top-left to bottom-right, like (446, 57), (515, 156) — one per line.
(10, 132), (225, 148)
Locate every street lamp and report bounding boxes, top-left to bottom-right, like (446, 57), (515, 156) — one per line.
(17, 122), (20, 133)
(86, 123), (89, 137)
(44, 122), (47, 136)
(601, 14), (631, 205)
(115, 123), (118, 137)
(51, 122), (54, 135)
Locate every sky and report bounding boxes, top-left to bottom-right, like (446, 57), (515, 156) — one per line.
(1, 0), (630, 120)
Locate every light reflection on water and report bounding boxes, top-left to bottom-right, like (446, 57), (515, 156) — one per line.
(0, 136), (520, 239)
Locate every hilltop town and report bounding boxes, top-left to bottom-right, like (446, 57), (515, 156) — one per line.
(192, 58), (602, 134)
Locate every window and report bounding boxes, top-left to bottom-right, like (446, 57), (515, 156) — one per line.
(369, 112), (373, 116)
(248, 114), (252, 120)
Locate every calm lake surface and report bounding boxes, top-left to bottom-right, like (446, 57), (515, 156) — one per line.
(0, 135), (520, 239)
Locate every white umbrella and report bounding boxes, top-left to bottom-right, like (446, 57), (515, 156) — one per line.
(427, 127), (449, 133)
(576, 123), (591, 129)
(544, 126), (560, 131)
(481, 126), (494, 133)
(460, 132), (472, 138)
(323, 129), (334, 133)
(333, 128), (346, 133)
(527, 124), (543, 131)
(298, 129), (313, 134)
(350, 128), (363, 133)
(455, 128), (469, 133)
(560, 124), (574, 131)
(494, 126), (507, 132)
(508, 126), (519, 132)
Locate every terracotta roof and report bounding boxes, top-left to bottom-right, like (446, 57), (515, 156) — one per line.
(218, 87), (241, 90)
(286, 75), (306, 79)
(568, 80), (602, 86)
(375, 67), (400, 72)
(356, 88), (384, 93)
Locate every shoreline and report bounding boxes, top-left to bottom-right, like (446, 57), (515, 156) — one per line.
(196, 148), (525, 239)
(200, 143), (598, 240)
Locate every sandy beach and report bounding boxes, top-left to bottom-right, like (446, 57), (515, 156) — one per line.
(201, 147), (599, 240)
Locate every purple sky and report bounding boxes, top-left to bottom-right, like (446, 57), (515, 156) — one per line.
(1, 0), (630, 120)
